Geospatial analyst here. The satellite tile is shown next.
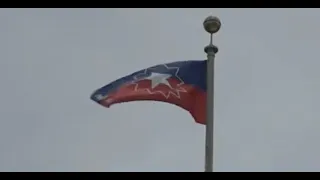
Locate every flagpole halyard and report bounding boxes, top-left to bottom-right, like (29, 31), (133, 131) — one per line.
(203, 16), (221, 172)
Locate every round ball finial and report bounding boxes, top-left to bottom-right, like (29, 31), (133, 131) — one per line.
(203, 16), (221, 34)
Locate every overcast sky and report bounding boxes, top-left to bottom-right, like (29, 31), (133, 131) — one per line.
(1, 8), (320, 172)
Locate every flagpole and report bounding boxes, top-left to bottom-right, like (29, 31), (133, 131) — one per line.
(203, 16), (221, 172)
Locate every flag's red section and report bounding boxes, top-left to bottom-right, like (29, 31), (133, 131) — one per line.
(97, 78), (206, 124)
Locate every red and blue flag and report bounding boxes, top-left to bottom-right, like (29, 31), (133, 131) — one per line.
(90, 60), (207, 125)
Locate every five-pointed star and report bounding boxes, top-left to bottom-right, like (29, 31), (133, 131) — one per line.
(142, 72), (172, 89)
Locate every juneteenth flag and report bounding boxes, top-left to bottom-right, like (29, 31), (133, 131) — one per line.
(90, 60), (207, 125)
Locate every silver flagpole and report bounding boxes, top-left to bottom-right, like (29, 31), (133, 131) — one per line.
(203, 16), (221, 172)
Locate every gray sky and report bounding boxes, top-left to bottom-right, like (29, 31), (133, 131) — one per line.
(1, 8), (320, 172)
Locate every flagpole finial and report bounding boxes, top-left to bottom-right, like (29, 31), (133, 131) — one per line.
(203, 16), (221, 34)
(203, 16), (220, 54)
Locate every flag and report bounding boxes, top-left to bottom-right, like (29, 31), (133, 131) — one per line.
(90, 60), (207, 125)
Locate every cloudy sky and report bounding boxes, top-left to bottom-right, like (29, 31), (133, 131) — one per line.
(1, 8), (320, 172)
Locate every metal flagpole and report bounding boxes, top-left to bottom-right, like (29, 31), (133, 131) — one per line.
(203, 16), (221, 172)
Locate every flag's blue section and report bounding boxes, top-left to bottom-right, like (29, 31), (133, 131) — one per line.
(91, 60), (206, 100)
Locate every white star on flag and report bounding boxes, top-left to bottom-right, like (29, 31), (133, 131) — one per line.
(131, 64), (187, 99)
(142, 72), (172, 89)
